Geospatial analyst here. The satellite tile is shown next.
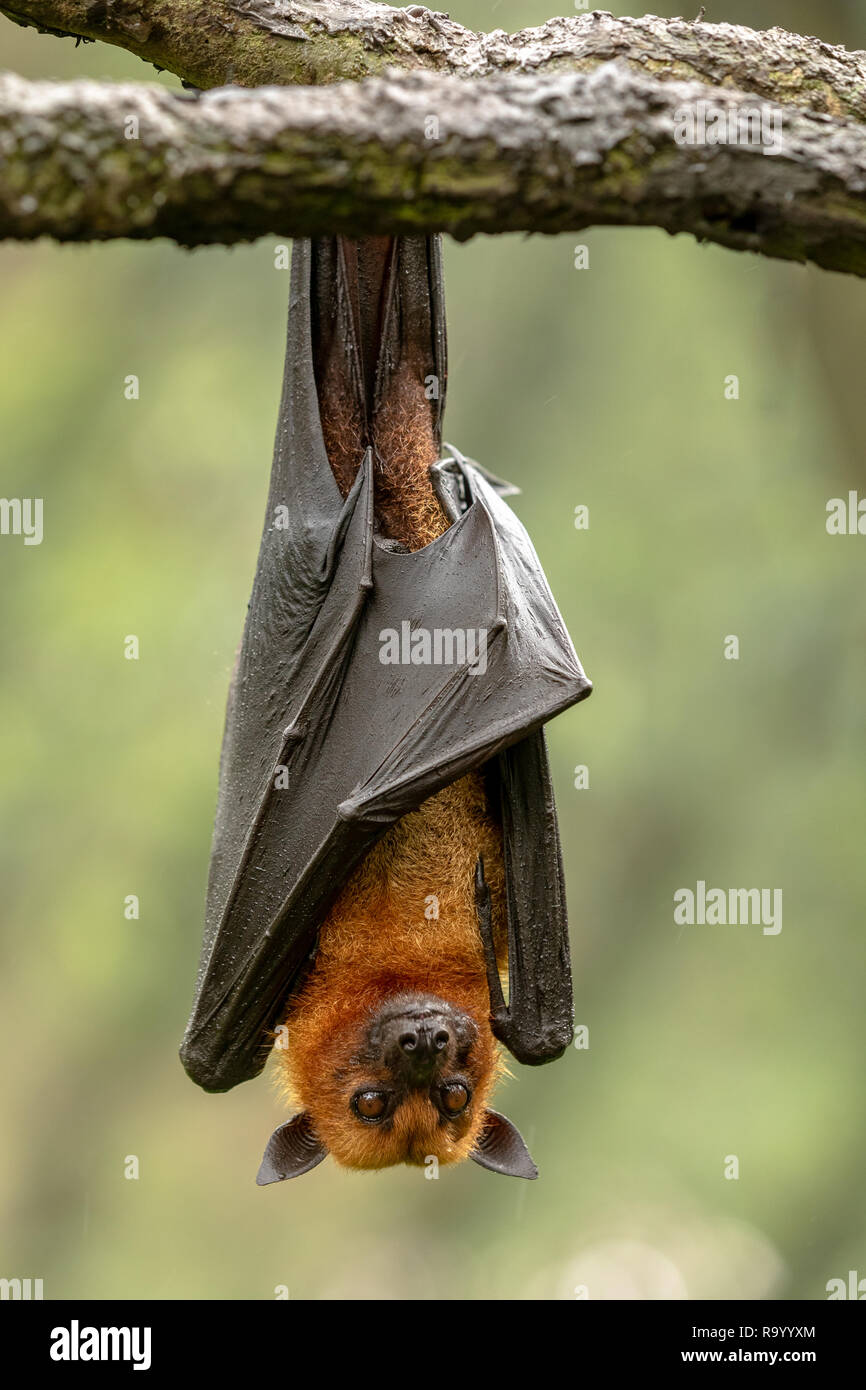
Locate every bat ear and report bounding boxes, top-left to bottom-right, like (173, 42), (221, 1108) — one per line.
(470, 1110), (538, 1180)
(256, 1113), (328, 1185)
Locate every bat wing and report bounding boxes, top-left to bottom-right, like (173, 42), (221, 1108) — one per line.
(434, 448), (584, 1066)
(181, 240), (591, 1093)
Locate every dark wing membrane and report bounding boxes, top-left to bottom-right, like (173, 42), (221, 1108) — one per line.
(434, 450), (581, 1065)
(494, 729), (575, 1064)
(341, 463), (589, 823)
(182, 239), (363, 1089)
(181, 456), (373, 1091)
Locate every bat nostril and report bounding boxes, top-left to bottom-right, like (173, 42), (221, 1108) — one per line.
(399, 1032), (418, 1052)
(433, 1030), (449, 1050)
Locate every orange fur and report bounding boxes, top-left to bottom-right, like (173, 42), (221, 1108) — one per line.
(371, 363), (447, 549)
(320, 356), (447, 551)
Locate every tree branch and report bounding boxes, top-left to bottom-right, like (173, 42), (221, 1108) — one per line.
(3, 63), (865, 274)
(3, 4), (866, 272)
(1, 2), (865, 122)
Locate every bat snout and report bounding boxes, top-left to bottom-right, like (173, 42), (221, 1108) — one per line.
(391, 1015), (452, 1077)
(368, 993), (476, 1079)
(398, 1022), (451, 1052)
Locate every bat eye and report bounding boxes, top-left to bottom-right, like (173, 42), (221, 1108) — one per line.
(353, 1090), (389, 1122)
(439, 1082), (470, 1116)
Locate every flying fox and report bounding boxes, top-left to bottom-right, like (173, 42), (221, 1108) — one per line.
(180, 235), (591, 1182)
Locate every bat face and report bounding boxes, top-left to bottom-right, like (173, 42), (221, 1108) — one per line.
(284, 990), (500, 1172)
(319, 992), (496, 1169)
(258, 982), (540, 1181)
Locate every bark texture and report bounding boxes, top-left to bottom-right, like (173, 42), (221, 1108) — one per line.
(2, 63), (866, 274)
(2, 4), (866, 273)
(2, 3), (865, 119)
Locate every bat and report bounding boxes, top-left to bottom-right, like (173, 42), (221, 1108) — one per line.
(180, 235), (592, 1182)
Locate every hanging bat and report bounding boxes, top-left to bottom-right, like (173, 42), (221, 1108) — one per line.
(180, 235), (592, 1182)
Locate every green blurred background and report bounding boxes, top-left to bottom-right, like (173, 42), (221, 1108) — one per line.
(1, 0), (864, 1300)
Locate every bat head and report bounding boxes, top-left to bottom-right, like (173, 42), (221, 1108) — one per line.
(259, 989), (537, 1183)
